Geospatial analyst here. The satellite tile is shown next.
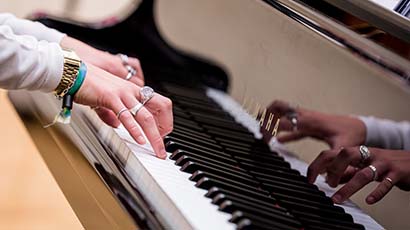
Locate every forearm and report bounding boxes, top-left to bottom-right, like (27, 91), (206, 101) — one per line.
(0, 25), (63, 91)
(359, 116), (410, 150)
(0, 13), (66, 43)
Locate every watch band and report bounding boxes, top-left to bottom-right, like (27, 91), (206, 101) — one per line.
(54, 49), (81, 98)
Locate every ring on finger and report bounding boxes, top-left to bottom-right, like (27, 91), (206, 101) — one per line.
(385, 177), (393, 186)
(359, 145), (371, 165)
(140, 86), (155, 105)
(368, 165), (378, 181)
(125, 65), (137, 81)
(286, 111), (298, 132)
(116, 107), (129, 119)
(130, 102), (144, 116)
(118, 53), (129, 65)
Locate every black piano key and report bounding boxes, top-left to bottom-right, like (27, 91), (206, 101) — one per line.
(211, 192), (277, 208)
(187, 167), (261, 192)
(169, 130), (216, 145)
(234, 155), (291, 170)
(262, 182), (331, 204)
(280, 199), (352, 222)
(196, 177), (268, 196)
(297, 214), (365, 230)
(219, 200), (301, 228)
(206, 128), (255, 141)
(170, 149), (234, 164)
(165, 140), (224, 155)
(241, 162), (302, 180)
(165, 135), (223, 152)
(179, 160), (249, 178)
(213, 193), (287, 216)
(190, 170), (258, 187)
(171, 125), (211, 139)
(230, 211), (302, 230)
(174, 119), (204, 132)
(250, 170), (310, 187)
(206, 186), (277, 205)
(272, 192), (334, 208)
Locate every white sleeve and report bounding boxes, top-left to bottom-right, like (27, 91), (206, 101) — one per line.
(0, 13), (66, 43)
(359, 116), (410, 151)
(0, 24), (63, 92)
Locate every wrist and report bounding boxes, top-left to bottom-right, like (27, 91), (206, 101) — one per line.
(54, 49), (82, 98)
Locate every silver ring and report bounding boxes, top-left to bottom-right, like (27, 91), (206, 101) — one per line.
(118, 53), (129, 65)
(116, 107), (128, 119)
(368, 165), (378, 181)
(359, 145), (371, 163)
(129, 102), (144, 116)
(125, 65), (137, 80)
(286, 111), (298, 131)
(140, 86), (155, 105)
(385, 177), (393, 186)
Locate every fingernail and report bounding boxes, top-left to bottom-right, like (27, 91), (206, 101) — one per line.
(137, 136), (146, 144)
(366, 196), (375, 204)
(332, 194), (342, 204)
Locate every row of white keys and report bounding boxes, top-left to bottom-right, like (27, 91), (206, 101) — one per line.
(114, 126), (235, 230)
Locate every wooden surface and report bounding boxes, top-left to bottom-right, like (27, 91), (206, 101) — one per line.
(0, 90), (83, 230)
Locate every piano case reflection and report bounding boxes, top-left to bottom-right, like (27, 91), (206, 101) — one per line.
(10, 0), (401, 229)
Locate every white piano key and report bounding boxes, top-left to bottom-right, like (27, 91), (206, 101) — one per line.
(114, 126), (235, 230)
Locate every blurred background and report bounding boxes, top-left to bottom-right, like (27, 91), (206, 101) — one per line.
(1, 0), (409, 229)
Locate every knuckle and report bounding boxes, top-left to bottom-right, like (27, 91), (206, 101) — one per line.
(164, 98), (173, 109)
(141, 112), (155, 124)
(129, 124), (141, 134)
(356, 170), (372, 182)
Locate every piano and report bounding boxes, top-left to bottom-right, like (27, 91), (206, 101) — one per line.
(9, 0), (410, 229)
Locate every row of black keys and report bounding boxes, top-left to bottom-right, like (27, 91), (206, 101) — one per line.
(160, 84), (364, 230)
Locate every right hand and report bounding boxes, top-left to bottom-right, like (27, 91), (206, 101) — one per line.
(261, 100), (366, 149)
(74, 63), (173, 159)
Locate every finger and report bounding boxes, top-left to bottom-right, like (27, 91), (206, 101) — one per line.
(366, 173), (396, 204)
(332, 162), (388, 204)
(110, 97), (146, 145)
(277, 131), (305, 143)
(326, 147), (362, 187)
(142, 93), (173, 137)
(307, 149), (338, 184)
(94, 107), (121, 128)
(135, 107), (167, 159)
(129, 76), (144, 87)
(339, 166), (359, 184)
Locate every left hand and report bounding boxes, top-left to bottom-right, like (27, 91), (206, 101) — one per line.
(60, 36), (144, 86)
(307, 147), (410, 205)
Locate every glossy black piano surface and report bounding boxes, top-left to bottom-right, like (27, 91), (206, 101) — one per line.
(31, 0), (367, 229)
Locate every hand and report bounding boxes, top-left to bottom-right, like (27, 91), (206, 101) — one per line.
(60, 36), (144, 86)
(262, 100), (366, 149)
(307, 146), (410, 204)
(75, 63), (173, 159)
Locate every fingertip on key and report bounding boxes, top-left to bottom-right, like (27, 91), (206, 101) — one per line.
(332, 194), (342, 204)
(366, 196), (375, 205)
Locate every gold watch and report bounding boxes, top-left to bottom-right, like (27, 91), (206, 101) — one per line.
(54, 49), (81, 98)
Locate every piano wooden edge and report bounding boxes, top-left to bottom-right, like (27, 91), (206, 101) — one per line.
(7, 91), (139, 230)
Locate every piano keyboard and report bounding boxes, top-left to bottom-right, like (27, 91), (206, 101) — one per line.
(102, 84), (383, 230)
